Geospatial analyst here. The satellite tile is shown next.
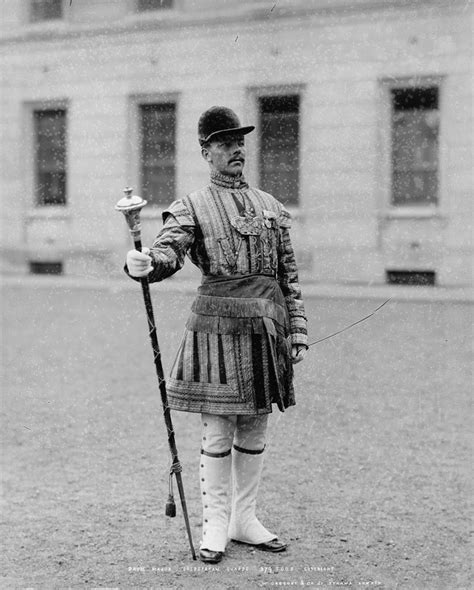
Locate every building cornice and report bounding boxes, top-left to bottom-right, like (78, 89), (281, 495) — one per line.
(0, 0), (461, 46)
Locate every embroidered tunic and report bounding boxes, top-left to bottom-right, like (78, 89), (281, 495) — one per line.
(144, 171), (307, 415)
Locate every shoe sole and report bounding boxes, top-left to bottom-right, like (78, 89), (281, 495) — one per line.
(231, 539), (288, 552)
(199, 551), (224, 564)
(255, 544), (287, 553)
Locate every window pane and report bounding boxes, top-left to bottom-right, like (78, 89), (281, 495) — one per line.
(392, 87), (438, 111)
(259, 95), (299, 206)
(34, 109), (67, 206)
(392, 111), (438, 170)
(392, 170), (438, 206)
(140, 103), (176, 206)
(137, 0), (173, 11)
(391, 87), (439, 206)
(30, 0), (63, 22)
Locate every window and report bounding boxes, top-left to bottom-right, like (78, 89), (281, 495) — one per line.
(386, 270), (436, 286)
(391, 87), (439, 206)
(140, 103), (176, 207)
(259, 95), (299, 206)
(30, 0), (63, 22)
(34, 109), (67, 206)
(29, 261), (63, 275)
(137, 0), (173, 11)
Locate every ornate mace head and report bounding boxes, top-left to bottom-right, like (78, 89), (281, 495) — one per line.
(115, 187), (148, 242)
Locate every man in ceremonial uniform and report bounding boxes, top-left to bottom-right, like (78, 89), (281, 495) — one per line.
(126, 106), (308, 563)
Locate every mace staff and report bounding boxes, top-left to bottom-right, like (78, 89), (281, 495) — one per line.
(115, 187), (196, 561)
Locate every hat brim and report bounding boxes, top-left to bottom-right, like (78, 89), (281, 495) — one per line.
(200, 125), (255, 145)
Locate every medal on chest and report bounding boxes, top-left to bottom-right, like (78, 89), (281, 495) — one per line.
(230, 214), (265, 236)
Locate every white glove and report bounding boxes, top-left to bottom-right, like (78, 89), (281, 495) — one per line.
(126, 247), (153, 277)
(291, 344), (307, 364)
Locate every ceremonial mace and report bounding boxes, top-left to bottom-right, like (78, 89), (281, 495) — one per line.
(115, 187), (196, 561)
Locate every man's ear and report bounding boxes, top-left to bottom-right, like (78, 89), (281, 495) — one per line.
(201, 146), (211, 162)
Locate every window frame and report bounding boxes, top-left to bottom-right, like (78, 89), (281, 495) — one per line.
(377, 76), (445, 219)
(128, 93), (179, 214)
(33, 108), (68, 207)
(23, 100), (69, 216)
(247, 85), (304, 211)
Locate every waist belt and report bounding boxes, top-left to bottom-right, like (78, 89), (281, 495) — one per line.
(188, 274), (289, 334)
(192, 294), (287, 324)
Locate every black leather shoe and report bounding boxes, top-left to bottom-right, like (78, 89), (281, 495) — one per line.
(232, 538), (288, 552)
(199, 548), (224, 563)
(255, 538), (288, 552)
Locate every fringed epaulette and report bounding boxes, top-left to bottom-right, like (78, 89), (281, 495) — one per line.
(277, 207), (292, 228)
(162, 199), (195, 226)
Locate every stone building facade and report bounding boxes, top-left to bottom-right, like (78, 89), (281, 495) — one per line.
(0, 0), (472, 286)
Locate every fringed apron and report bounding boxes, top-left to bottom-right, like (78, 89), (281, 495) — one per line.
(166, 274), (294, 415)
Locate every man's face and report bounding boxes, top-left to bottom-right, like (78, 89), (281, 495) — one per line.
(202, 134), (246, 177)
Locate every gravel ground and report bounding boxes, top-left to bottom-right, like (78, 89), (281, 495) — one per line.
(1, 280), (472, 590)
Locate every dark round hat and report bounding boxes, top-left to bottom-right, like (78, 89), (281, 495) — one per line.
(198, 106), (255, 145)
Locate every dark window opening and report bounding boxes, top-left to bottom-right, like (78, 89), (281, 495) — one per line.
(34, 109), (67, 206)
(137, 0), (173, 11)
(392, 87), (438, 110)
(386, 270), (436, 286)
(140, 103), (176, 207)
(29, 261), (63, 275)
(391, 86), (439, 206)
(259, 95), (299, 207)
(30, 0), (63, 22)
